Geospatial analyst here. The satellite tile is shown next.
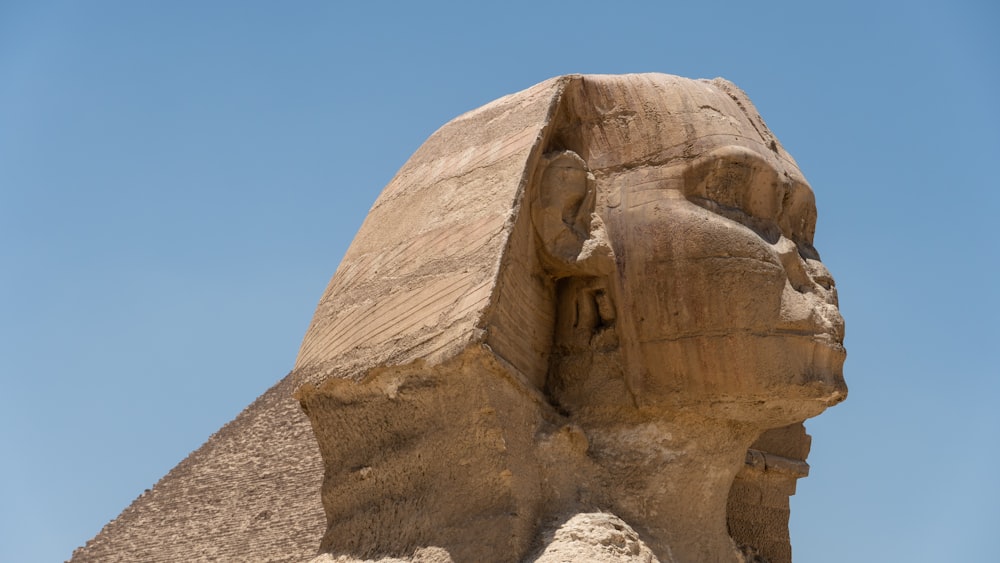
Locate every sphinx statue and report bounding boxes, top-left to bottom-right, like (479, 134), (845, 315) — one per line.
(294, 73), (846, 563)
(70, 73), (845, 563)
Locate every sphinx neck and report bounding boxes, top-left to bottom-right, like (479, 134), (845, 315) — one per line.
(585, 413), (758, 562)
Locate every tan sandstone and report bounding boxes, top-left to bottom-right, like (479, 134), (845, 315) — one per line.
(71, 73), (846, 563)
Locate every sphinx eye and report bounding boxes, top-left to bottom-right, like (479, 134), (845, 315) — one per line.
(688, 195), (781, 244)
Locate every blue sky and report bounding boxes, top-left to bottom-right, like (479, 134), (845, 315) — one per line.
(1, 1), (997, 561)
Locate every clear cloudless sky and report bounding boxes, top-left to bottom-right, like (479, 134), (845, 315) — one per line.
(1, 1), (997, 561)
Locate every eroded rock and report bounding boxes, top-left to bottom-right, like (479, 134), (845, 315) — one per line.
(295, 74), (846, 563)
(72, 74), (845, 563)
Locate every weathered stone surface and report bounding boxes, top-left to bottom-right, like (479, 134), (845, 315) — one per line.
(531, 513), (661, 562)
(72, 73), (845, 563)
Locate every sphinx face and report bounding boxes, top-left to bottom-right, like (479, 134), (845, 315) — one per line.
(584, 80), (847, 422)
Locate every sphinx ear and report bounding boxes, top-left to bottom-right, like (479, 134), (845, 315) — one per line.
(532, 150), (614, 277)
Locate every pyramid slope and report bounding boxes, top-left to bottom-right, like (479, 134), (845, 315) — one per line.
(70, 373), (325, 562)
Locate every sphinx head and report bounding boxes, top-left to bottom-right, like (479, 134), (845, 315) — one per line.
(293, 74), (847, 561)
(532, 75), (847, 426)
(296, 73), (846, 426)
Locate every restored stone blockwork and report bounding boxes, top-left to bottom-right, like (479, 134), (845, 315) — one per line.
(72, 74), (845, 563)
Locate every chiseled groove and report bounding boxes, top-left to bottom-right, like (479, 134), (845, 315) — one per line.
(298, 111), (540, 368)
(497, 282), (549, 344)
(374, 281), (492, 370)
(301, 128), (534, 364)
(301, 214), (500, 364)
(487, 313), (549, 379)
(466, 126), (538, 172)
(294, 221), (499, 364)
(332, 214), (471, 289)
(402, 282), (493, 359)
(448, 279), (493, 320)
(382, 126), (536, 204)
(325, 212), (503, 303)
(338, 273), (476, 350)
(325, 218), (466, 296)
(308, 271), (478, 362)
(322, 275), (477, 361)
(303, 277), (454, 364)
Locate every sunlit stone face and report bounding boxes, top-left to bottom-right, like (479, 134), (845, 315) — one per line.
(586, 77), (847, 422)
